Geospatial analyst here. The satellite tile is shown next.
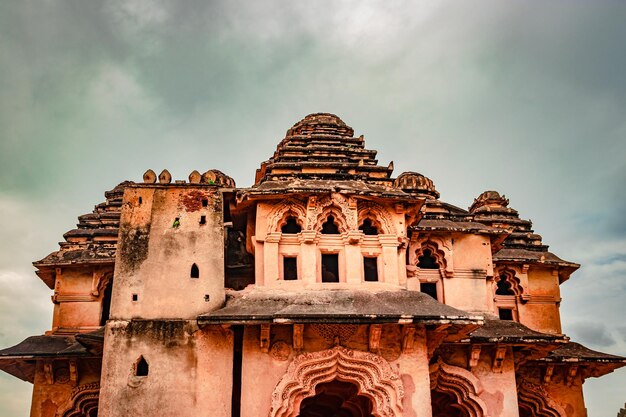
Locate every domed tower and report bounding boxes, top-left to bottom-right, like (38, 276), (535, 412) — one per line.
(394, 171), (440, 200)
(469, 190), (579, 334)
(242, 113), (416, 288)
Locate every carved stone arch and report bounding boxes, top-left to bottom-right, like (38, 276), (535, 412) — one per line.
(270, 346), (404, 417)
(58, 382), (100, 417)
(517, 380), (566, 417)
(307, 194), (357, 231)
(267, 199), (307, 234)
(409, 235), (454, 277)
(316, 207), (351, 234)
(414, 241), (448, 273)
(429, 360), (490, 417)
(358, 202), (396, 235)
(495, 267), (524, 297)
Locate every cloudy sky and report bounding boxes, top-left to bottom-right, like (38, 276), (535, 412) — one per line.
(1, 1), (625, 415)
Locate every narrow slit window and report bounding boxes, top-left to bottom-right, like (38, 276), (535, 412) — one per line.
(283, 257), (298, 280)
(135, 356), (149, 377)
(420, 283), (438, 300)
(359, 219), (379, 235)
(499, 308), (514, 321)
(321, 254), (339, 282)
(417, 249), (438, 269)
(321, 215), (340, 234)
(363, 257), (378, 282)
(138, 197), (143, 205)
(200, 215), (207, 225)
(191, 263), (200, 279)
(281, 217), (302, 234)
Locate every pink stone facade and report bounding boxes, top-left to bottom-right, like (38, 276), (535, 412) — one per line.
(0, 113), (624, 417)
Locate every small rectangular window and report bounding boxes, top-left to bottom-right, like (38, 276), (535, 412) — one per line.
(321, 254), (339, 283)
(132, 294), (138, 302)
(420, 283), (438, 300)
(202, 199), (208, 207)
(200, 215), (206, 225)
(363, 257), (378, 282)
(499, 308), (514, 321)
(283, 257), (298, 280)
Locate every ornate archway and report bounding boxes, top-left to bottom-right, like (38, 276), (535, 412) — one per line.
(57, 382), (99, 417)
(270, 346), (404, 417)
(517, 380), (565, 417)
(429, 360), (489, 417)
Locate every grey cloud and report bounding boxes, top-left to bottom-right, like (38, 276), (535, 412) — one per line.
(570, 323), (616, 348)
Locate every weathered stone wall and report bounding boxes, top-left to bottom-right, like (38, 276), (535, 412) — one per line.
(111, 185), (225, 320)
(98, 321), (233, 417)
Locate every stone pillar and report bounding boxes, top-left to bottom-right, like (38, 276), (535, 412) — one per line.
(264, 233), (280, 285)
(379, 235), (400, 286)
(299, 231), (317, 284)
(345, 231), (363, 284)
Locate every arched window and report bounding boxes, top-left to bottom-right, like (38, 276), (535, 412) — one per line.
(496, 275), (515, 296)
(321, 215), (340, 234)
(281, 216), (302, 234)
(359, 219), (379, 235)
(135, 356), (149, 377)
(190, 263), (200, 279)
(418, 249), (439, 269)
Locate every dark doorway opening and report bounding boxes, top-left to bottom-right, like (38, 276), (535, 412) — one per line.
(298, 380), (373, 417)
(135, 356), (149, 377)
(321, 254), (339, 282)
(420, 282), (438, 300)
(284, 257), (298, 280)
(498, 308), (514, 321)
(363, 257), (378, 282)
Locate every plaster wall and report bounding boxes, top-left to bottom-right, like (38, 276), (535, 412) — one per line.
(545, 375), (587, 417)
(522, 267), (562, 334)
(98, 320), (233, 417)
(111, 186), (225, 320)
(473, 348), (520, 417)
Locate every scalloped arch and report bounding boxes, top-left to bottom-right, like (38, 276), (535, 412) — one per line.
(58, 382), (99, 417)
(270, 346), (404, 417)
(495, 268), (524, 297)
(429, 360), (490, 417)
(307, 194), (357, 232)
(267, 199), (308, 234)
(358, 202), (396, 235)
(517, 380), (566, 417)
